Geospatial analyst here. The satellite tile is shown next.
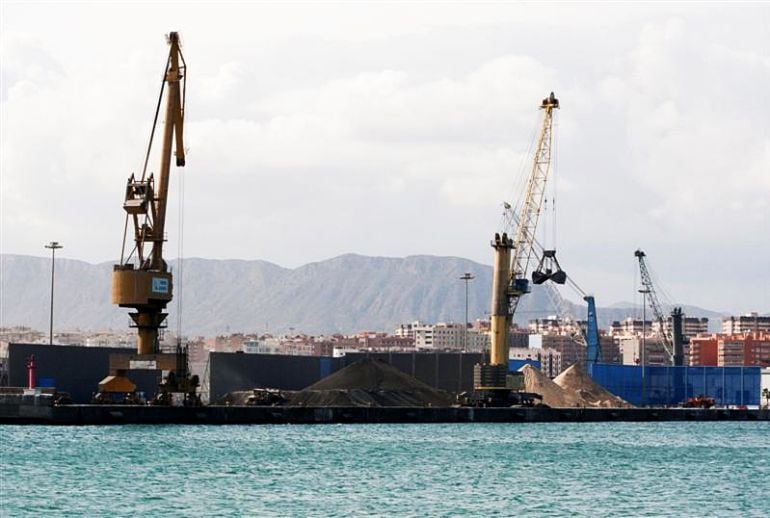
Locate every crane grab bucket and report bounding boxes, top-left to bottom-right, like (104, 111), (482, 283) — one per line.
(532, 250), (567, 285)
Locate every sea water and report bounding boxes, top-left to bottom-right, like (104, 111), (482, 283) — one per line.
(1, 422), (768, 517)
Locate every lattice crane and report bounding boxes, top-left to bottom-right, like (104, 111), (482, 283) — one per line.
(474, 92), (562, 396)
(634, 249), (683, 365)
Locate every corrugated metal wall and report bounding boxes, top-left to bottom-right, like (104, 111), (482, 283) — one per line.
(208, 351), (487, 400)
(344, 352), (484, 393)
(8, 343), (160, 403)
(588, 363), (761, 406)
(208, 353), (342, 402)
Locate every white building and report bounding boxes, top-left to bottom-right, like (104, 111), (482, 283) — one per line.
(528, 316), (583, 336)
(395, 321), (421, 339)
(406, 322), (489, 351)
(652, 317), (709, 338)
(332, 346), (362, 358)
(509, 346), (562, 378)
(722, 313), (770, 335)
(617, 336), (670, 366)
(242, 338), (281, 355)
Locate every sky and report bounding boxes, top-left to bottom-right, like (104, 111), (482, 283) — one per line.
(1, 2), (768, 314)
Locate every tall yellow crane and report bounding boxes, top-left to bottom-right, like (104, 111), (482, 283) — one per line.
(100, 32), (197, 405)
(112, 32), (185, 356)
(471, 92), (562, 404)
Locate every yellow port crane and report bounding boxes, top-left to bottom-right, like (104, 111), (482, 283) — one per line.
(470, 92), (563, 404)
(112, 32), (185, 355)
(99, 32), (198, 405)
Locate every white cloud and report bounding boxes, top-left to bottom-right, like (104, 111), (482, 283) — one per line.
(1, 3), (768, 314)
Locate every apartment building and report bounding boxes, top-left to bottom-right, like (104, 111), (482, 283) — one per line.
(689, 336), (718, 366)
(510, 346), (563, 378)
(722, 313), (770, 334)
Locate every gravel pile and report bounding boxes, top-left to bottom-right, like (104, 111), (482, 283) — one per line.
(289, 359), (454, 408)
(553, 364), (634, 408)
(519, 364), (583, 408)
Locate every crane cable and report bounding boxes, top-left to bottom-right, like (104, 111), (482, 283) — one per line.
(503, 110), (541, 232)
(550, 111), (559, 251)
(507, 208), (587, 300)
(120, 53), (170, 267)
(141, 55), (170, 181)
(176, 163), (185, 341)
(175, 46), (187, 344)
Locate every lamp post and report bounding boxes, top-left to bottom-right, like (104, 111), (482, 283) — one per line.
(460, 273), (474, 351)
(45, 241), (63, 345)
(639, 288), (650, 405)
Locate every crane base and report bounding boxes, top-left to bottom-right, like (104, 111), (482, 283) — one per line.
(457, 389), (543, 408)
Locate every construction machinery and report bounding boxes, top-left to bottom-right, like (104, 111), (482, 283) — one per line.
(467, 92), (563, 406)
(97, 32), (199, 405)
(634, 249), (684, 366)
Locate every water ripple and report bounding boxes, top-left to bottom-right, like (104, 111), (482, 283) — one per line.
(1, 422), (768, 517)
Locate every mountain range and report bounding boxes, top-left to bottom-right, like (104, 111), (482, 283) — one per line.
(0, 254), (727, 336)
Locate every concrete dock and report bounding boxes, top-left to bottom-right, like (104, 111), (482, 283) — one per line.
(2, 397), (768, 426)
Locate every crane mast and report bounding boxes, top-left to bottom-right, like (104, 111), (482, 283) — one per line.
(112, 32), (186, 356)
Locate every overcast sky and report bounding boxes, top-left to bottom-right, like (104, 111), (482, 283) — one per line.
(1, 2), (768, 314)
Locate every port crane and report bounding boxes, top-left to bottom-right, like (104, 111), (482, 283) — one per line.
(100, 32), (198, 404)
(469, 92), (564, 404)
(634, 249), (684, 366)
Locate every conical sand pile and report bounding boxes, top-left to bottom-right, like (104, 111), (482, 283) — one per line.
(289, 359), (454, 407)
(519, 364), (583, 408)
(553, 364), (634, 408)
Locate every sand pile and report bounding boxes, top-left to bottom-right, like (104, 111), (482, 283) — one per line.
(519, 364), (583, 408)
(553, 364), (634, 408)
(289, 359), (454, 408)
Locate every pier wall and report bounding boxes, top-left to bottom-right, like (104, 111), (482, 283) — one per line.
(8, 343), (160, 403)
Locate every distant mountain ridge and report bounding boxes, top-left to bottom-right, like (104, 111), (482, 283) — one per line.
(0, 254), (728, 336)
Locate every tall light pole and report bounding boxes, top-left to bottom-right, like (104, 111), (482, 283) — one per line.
(639, 288), (650, 405)
(460, 273), (474, 351)
(45, 241), (63, 345)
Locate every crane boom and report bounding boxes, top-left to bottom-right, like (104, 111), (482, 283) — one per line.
(634, 249), (674, 362)
(510, 93), (559, 287)
(151, 32), (186, 271)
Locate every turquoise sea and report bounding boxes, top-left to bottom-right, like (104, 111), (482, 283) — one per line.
(1, 422), (768, 517)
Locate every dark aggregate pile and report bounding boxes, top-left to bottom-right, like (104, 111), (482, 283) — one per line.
(216, 391), (253, 405)
(289, 359), (455, 408)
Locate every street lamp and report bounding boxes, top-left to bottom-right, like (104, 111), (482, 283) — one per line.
(639, 287), (650, 405)
(45, 241), (63, 345)
(460, 273), (475, 351)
